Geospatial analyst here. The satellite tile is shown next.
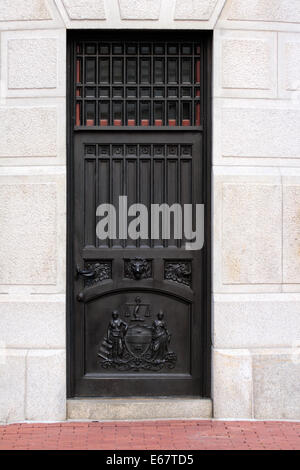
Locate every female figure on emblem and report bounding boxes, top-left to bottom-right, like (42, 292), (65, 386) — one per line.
(151, 311), (171, 361)
(107, 310), (128, 360)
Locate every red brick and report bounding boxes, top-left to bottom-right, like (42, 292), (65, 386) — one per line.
(0, 420), (300, 450)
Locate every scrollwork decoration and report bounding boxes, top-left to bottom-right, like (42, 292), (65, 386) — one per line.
(84, 261), (112, 287)
(165, 261), (192, 287)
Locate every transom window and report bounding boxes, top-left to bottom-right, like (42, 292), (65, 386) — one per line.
(74, 40), (202, 128)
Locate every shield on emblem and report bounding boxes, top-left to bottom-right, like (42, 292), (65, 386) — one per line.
(125, 324), (152, 357)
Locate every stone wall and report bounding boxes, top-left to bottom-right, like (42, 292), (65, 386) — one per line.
(0, 1), (66, 423)
(0, 0), (299, 422)
(213, 0), (300, 419)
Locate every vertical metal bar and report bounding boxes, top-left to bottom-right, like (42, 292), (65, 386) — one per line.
(124, 41), (126, 126)
(95, 148), (99, 247)
(150, 144), (154, 248)
(192, 42), (195, 126)
(178, 44), (181, 126)
(136, 143), (140, 248)
(178, 146), (181, 249)
(109, 144), (113, 248)
(109, 44), (112, 125)
(82, 44), (85, 125)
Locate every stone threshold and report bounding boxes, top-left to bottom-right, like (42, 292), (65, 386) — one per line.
(67, 398), (212, 421)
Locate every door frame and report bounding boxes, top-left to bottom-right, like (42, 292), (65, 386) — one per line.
(66, 29), (212, 398)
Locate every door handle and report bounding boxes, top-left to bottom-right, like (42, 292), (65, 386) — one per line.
(76, 265), (96, 279)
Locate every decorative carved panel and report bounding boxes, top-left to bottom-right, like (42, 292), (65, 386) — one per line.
(98, 296), (177, 371)
(164, 261), (192, 287)
(124, 258), (152, 280)
(84, 261), (112, 287)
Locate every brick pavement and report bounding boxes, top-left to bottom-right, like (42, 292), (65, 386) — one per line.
(0, 420), (299, 450)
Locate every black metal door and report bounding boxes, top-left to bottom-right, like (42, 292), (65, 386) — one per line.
(67, 31), (212, 398)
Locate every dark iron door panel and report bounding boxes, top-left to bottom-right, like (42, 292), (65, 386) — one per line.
(68, 32), (212, 398)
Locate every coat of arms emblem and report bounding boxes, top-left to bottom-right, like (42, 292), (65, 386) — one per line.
(98, 296), (177, 371)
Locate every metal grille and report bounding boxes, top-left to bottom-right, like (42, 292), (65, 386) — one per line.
(74, 41), (202, 128)
(83, 142), (194, 249)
